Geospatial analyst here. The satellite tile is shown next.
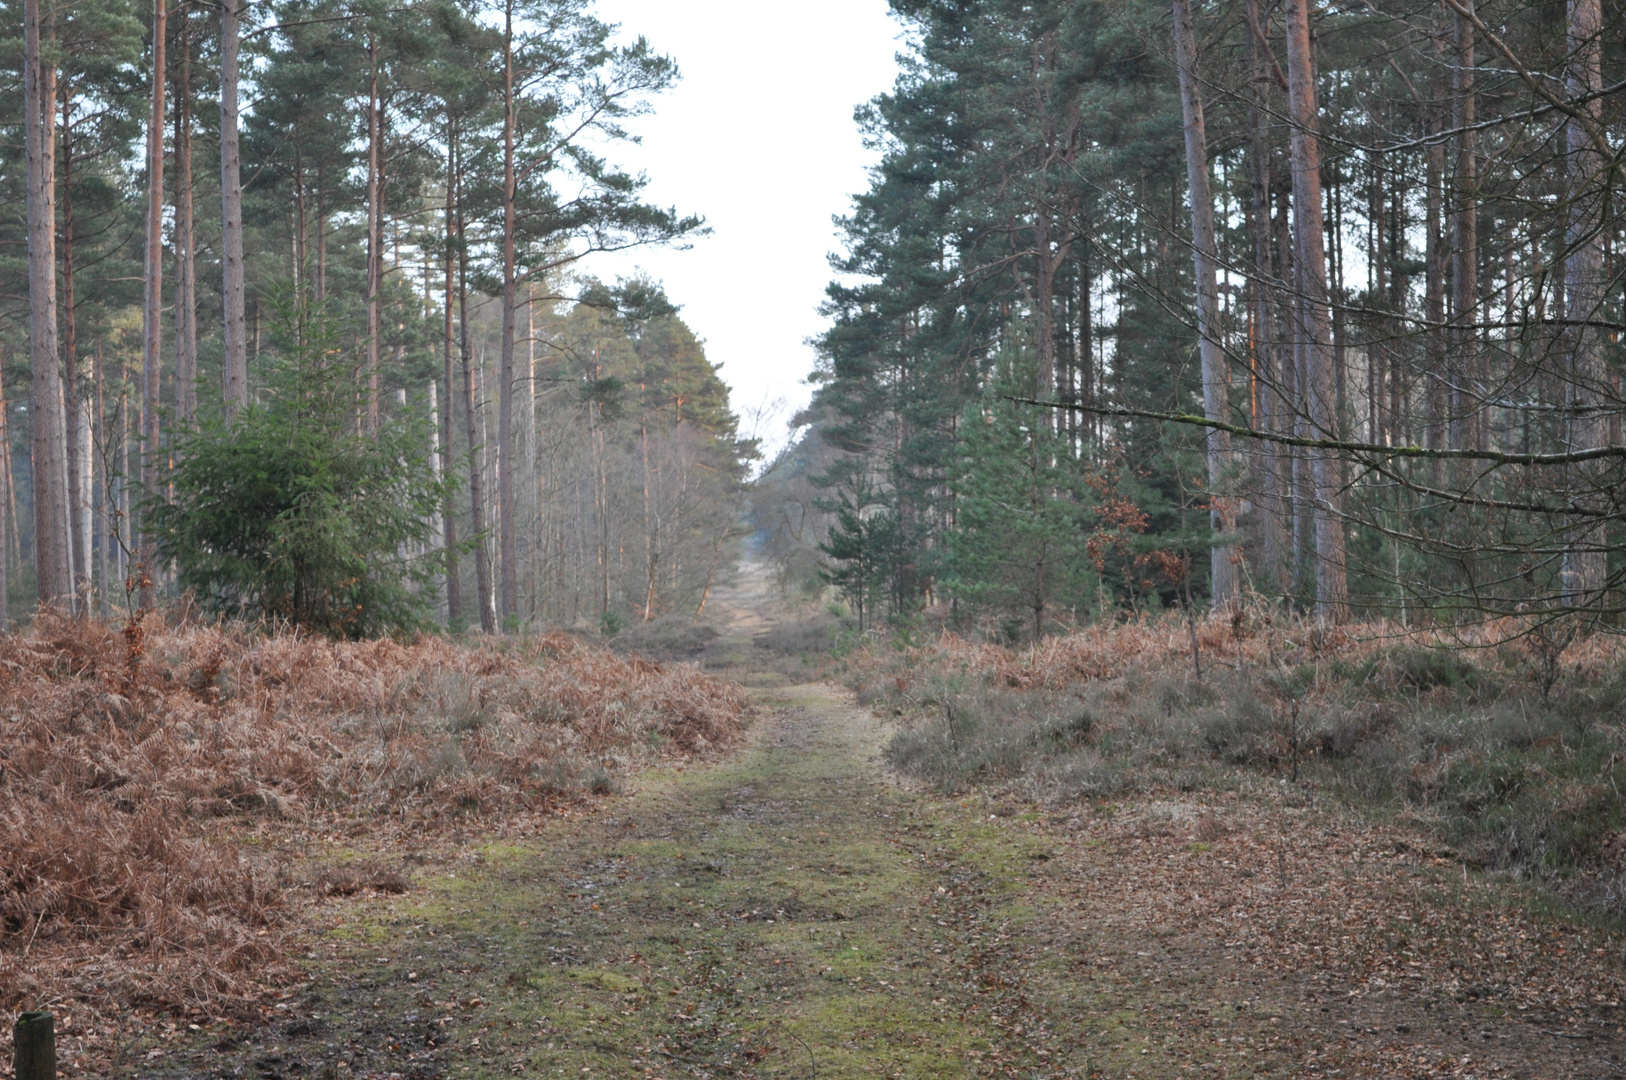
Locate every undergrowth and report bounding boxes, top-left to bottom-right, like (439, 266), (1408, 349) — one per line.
(850, 611), (1626, 914)
(0, 611), (748, 1022)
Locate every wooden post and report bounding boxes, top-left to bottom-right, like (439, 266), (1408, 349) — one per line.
(14, 1011), (55, 1080)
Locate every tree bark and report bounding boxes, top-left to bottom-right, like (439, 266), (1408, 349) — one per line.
(1033, 207), (1057, 401)
(314, 171), (326, 303)
(139, 0), (167, 610)
(1173, 0), (1238, 610)
(365, 35), (382, 434)
(24, 0), (73, 608)
(1077, 229), (1094, 444)
(220, 0), (247, 419)
(524, 284), (538, 617)
(1451, 2), (1478, 451)
(498, 0), (519, 623)
(0, 369), (11, 629)
(441, 123), (462, 627)
(456, 137), (495, 634)
(1562, 0), (1607, 603)
(1282, 0), (1348, 622)
(1246, 0), (1288, 592)
(95, 337), (107, 613)
(61, 77), (86, 599)
(174, 10), (197, 423)
(1425, 90), (1446, 455)
(428, 378), (445, 620)
(1368, 149), (1386, 443)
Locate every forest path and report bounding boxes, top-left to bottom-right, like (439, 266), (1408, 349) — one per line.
(145, 566), (1617, 1079)
(151, 680), (1620, 1079)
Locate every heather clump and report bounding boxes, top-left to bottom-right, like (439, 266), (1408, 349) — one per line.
(0, 613), (748, 1018)
(854, 612), (1626, 909)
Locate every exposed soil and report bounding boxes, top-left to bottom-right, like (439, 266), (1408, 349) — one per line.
(117, 575), (1626, 1079)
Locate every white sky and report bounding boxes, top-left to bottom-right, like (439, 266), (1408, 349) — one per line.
(581, 1), (903, 459)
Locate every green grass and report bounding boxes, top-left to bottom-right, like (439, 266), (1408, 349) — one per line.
(187, 683), (1311, 1080)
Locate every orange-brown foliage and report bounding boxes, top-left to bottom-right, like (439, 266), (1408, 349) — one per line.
(0, 613), (748, 1021)
(854, 609), (1626, 695)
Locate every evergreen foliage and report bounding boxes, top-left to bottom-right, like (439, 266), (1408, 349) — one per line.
(947, 360), (1096, 641)
(772, 0), (1626, 639)
(152, 298), (446, 638)
(799, 0), (1199, 639)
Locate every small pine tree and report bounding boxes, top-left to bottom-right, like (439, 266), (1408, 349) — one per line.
(818, 479), (894, 633)
(947, 348), (1095, 642)
(152, 296), (450, 638)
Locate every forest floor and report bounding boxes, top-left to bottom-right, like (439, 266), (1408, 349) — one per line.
(123, 574), (1626, 1080)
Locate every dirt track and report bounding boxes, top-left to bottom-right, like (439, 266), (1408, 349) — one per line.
(136, 572), (1626, 1079)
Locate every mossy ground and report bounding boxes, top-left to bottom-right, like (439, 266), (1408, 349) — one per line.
(141, 681), (1625, 1079)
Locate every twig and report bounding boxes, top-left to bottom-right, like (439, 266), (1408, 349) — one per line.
(22, 910), (45, 958)
(764, 1020), (818, 1079)
(787, 1029), (818, 1078)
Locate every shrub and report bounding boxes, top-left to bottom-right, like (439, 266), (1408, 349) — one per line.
(1383, 645), (1481, 693)
(1199, 693), (1279, 765)
(153, 297), (448, 639)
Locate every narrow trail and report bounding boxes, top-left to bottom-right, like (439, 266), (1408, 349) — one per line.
(149, 572), (1624, 1079)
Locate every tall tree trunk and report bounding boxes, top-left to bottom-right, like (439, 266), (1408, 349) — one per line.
(1033, 207), (1057, 401)
(365, 36), (382, 434)
(1282, 0), (1348, 623)
(1173, 0), (1237, 610)
(61, 78), (86, 599)
(220, 0), (247, 419)
(1274, 184), (1309, 591)
(1288, 223), (1312, 591)
(174, 10), (196, 423)
(1247, 0), (1287, 591)
(95, 338), (107, 613)
(1425, 100), (1446, 454)
(457, 153), (495, 634)
(524, 284), (538, 618)
(1562, 0), (1607, 603)
(441, 124), (462, 627)
(117, 358), (130, 603)
(0, 381), (7, 627)
(497, 0), (519, 622)
(641, 416), (655, 621)
(139, 0), (167, 610)
(1368, 149), (1386, 443)
(1388, 179), (1407, 442)
(315, 172), (326, 303)
(428, 378), (445, 619)
(1328, 169), (1347, 435)
(291, 149), (306, 300)
(593, 402), (608, 619)
(75, 395), (90, 605)
(2, 374), (18, 580)
(1451, 2), (1478, 451)
(1077, 229), (1094, 445)
(25, 0), (72, 608)
(0, 354), (10, 625)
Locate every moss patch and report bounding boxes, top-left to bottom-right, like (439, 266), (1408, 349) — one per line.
(148, 683), (1622, 1079)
